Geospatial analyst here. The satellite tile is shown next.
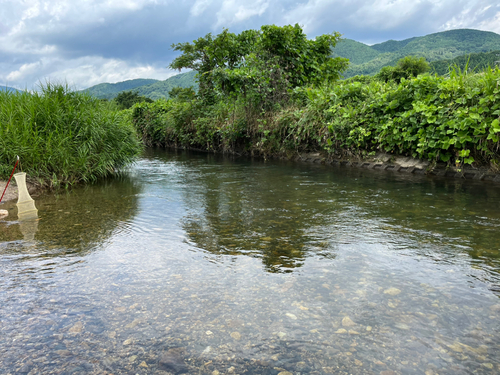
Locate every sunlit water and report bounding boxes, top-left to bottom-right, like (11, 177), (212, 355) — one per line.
(1, 149), (499, 375)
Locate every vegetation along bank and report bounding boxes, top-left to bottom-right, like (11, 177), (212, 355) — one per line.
(132, 24), (500, 174)
(0, 84), (141, 188)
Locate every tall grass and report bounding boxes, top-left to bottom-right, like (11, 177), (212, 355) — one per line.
(0, 83), (141, 187)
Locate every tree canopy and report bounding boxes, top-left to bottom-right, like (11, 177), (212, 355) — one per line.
(170, 24), (349, 106)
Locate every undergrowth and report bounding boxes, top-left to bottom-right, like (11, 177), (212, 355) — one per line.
(132, 67), (500, 168)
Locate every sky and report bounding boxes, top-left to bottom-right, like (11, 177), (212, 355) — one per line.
(1, 0), (499, 90)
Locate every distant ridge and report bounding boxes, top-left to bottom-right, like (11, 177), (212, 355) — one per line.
(83, 71), (197, 100)
(82, 78), (159, 100)
(333, 29), (500, 77)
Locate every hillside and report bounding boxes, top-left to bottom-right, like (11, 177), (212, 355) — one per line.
(83, 71), (197, 100)
(83, 78), (159, 100)
(331, 39), (381, 65)
(334, 29), (500, 77)
(133, 70), (197, 100)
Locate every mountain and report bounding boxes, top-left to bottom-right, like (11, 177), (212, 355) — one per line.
(83, 78), (159, 100)
(83, 71), (197, 100)
(0, 86), (21, 93)
(132, 70), (197, 100)
(333, 29), (500, 77)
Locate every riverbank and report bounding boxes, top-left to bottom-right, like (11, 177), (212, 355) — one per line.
(132, 68), (500, 176)
(0, 180), (38, 204)
(294, 151), (500, 183)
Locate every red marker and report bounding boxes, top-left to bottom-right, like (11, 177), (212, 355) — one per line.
(0, 156), (20, 204)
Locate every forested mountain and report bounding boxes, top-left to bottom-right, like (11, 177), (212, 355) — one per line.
(83, 71), (197, 100)
(132, 70), (197, 100)
(83, 78), (159, 99)
(429, 50), (500, 75)
(333, 29), (500, 77)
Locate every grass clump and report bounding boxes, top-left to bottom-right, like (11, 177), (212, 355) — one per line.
(0, 83), (141, 187)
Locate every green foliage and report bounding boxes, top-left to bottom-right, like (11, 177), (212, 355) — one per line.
(133, 67), (500, 168)
(114, 90), (153, 110)
(168, 86), (196, 101)
(0, 83), (141, 187)
(132, 26), (500, 169)
(170, 24), (348, 107)
(376, 56), (430, 83)
(323, 67), (500, 165)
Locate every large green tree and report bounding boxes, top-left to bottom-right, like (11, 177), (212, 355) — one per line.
(170, 24), (348, 106)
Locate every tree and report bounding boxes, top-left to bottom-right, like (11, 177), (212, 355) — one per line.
(168, 87), (197, 101)
(114, 91), (153, 110)
(376, 56), (430, 83)
(169, 24), (348, 107)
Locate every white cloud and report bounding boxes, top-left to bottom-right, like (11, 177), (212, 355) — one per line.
(191, 0), (213, 16)
(6, 61), (43, 82)
(215, 0), (269, 28)
(477, 10), (500, 34)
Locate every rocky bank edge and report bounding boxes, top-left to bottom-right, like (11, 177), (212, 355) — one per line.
(291, 152), (500, 183)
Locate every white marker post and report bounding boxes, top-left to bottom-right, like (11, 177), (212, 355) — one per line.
(14, 172), (38, 220)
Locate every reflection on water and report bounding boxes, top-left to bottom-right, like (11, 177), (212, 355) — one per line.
(0, 149), (499, 374)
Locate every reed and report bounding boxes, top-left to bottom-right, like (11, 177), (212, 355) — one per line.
(0, 83), (141, 187)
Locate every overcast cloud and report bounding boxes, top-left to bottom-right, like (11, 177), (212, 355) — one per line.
(1, 0), (499, 90)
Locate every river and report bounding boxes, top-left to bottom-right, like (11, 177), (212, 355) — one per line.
(1, 149), (499, 374)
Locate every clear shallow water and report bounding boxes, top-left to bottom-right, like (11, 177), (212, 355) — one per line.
(1, 148), (499, 375)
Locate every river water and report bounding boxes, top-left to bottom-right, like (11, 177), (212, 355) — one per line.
(1, 149), (499, 375)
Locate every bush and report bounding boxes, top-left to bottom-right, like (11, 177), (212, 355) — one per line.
(0, 83), (142, 187)
(377, 56), (430, 83)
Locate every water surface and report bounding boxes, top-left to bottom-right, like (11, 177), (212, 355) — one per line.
(1, 149), (499, 374)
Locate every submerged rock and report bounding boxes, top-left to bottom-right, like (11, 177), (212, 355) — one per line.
(230, 331), (241, 340)
(342, 316), (356, 327)
(68, 321), (83, 333)
(384, 288), (401, 296)
(159, 348), (188, 374)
